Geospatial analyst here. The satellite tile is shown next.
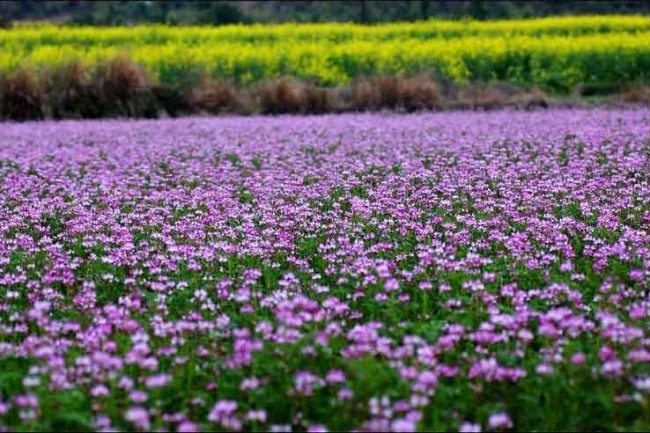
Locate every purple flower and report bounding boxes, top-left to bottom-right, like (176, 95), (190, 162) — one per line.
(178, 421), (199, 432)
(571, 353), (586, 365)
(459, 422), (482, 432)
(488, 412), (512, 430)
(145, 373), (171, 389)
(391, 418), (417, 432)
(125, 407), (150, 430)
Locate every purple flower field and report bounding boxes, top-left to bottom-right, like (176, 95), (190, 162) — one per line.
(1, 109), (650, 431)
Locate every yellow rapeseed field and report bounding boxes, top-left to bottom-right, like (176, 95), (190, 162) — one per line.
(1, 15), (649, 89)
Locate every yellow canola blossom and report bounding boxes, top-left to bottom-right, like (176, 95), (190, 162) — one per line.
(1, 16), (649, 89)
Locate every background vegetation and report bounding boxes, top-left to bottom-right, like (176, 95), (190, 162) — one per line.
(1, 5), (649, 120)
(3, 17), (650, 90)
(1, 1), (650, 25)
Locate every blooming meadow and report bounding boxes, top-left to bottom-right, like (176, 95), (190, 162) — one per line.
(1, 109), (650, 431)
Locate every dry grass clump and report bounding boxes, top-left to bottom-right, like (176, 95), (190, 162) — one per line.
(46, 58), (160, 119)
(350, 78), (381, 111)
(47, 61), (99, 119)
(455, 85), (505, 110)
(301, 84), (332, 114)
(256, 78), (334, 115)
(619, 84), (650, 104)
(151, 85), (192, 118)
(93, 56), (158, 118)
(257, 78), (305, 114)
(188, 78), (237, 114)
(0, 68), (45, 121)
(398, 75), (441, 112)
(452, 84), (549, 110)
(351, 75), (440, 112)
(375, 76), (401, 109)
(512, 87), (549, 110)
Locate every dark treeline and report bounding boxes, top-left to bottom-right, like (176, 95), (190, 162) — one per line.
(1, 1), (649, 26)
